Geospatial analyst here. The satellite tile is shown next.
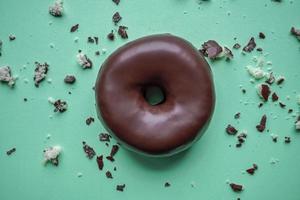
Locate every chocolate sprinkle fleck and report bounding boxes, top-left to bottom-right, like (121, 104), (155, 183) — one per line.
(226, 124), (238, 135)
(106, 171), (113, 179)
(99, 133), (111, 142)
(164, 182), (171, 187)
(230, 183), (243, 192)
(112, 0), (120, 5)
(70, 24), (79, 32)
(233, 43), (241, 49)
(107, 31), (115, 41)
(256, 47), (263, 52)
(116, 184), (125, 192)
(276, 77), (285, 85)
(258, 102), (264, 108)
(112, 12), (122, 24)
(290, 27), (300, 39)
(246, 168), (255, 175)
(96, 155), (104, 170)
(118, 26), (128, 39)
(34, 62), (49, 87)
(6, 148), (16, 156)
(53, 99), (68, 112)
(64, 75), (76, 84)
(259, 32), (266, 39)
(9, 35), (16, 41)
(243, 37), (256, 52)
(258, 84), (271, 101)
(199, 40), (223, 59)
(234, 112), (241, 119)
(265, 72), (275, 85)
(86, 117), (95, 125)
(279, 102), (286, 108)
(256, 114), (267, 132)
(272, 92), (279, 102)
(284, 136), (291, 144)
(82, 141), (96, 159)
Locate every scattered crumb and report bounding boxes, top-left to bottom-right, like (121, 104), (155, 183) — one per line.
(99, 133), (111, 142)
(272, 92), (279, 102)
(112, 12), (122, 24)
(49, 0), (63, 17)
(112, 0), (120, 5)
(233, 43), (241, 49)
(0, 40), (2, 56)
(290, 27), (300, 40)
(106, 171), (113, 179)
(6, 147), (16, 156)
(164, 182), (171, 187)
(230, 183), (243, 192)
(270, 134), (278, 143)
(0, 66), (16, 87)
(53, 99), (68, 112)
(64, 75), (76, 84)
(284, 136), (291, 143)
(86, 117), (95, 125)
(243, 37), (256, 52)
(246, 66), (266, 80)
(199, 40), (223, 59)
(96, 155), (104, 170)
(116, 184), (125, 192)
(43, 146), (62, 166)
(295, 117), (300, 130)
(226, 124), (238, 135)
(82, 141), (96, 159)
(118, 26), (128, 39)
(70, 24), (79, 32)
(257, 84), (271, 101)
(9, 34), (16, 41)
(34, 62), (49, 87)
(234, 112), (241, 119)
(77, 52), (93, 69)
(276, 75), (285, 85)
(77, 172), (83, 177)
(256, 114), (267, 132)
(259, 32), (266, 39)
(107, 31), (115, 41)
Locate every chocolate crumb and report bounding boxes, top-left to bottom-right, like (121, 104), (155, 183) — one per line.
(164, 182), (171, 187)
(234, 112), (241, 119)
(256, 47), (263, 52)
(236, 143), (242, 148)
(116, 184), (125, 192)
(110, 145), (119, 157)
(246, 168), (255, 175)
(118, 26), (128, 39)
(276, 76), (285, 85)
(226, 125), (238, 135)
(259, 32), (266, 39)
(9, 35), (16, 41)
(94, 37), (99, 45)
(243, 37), (256, 52)
(112, 0), (120, 5)
(112, 12), (122, 24)
(265, 73), (275, 85)
(284, 136), (291, 144)
(258, 84), (271, 101)
(107, 31), (115, 41)
(34, 62), (49, 87)
(258, 102), (264, 108)
(253, 164), (258, 170)
(96, 155), (104, 170)
(77, 52), (93, 69)
(87, 37), (94, 43)
(288, 109), (293, 113)
(95, 51), (100, 56)
(99, 133), (111, 142)
(242, 89), (246, 94)
(82, 141), (96, 159)
(272, 92), (279, 102)
(49, 0), (63, 17)
(272, 135), (278, 143)
(70, 24), (79, 32)
(85, 117), (95, 125)
(6, 148), (16, 156)
(290, 27), (300, 40)
(279, 102), (286, 108)
(233, 43), (241, 49)
(113, 166), (117, 171)
(106, 171), (113, 179)
(230, 183), (243, 192)
(53, 99), (68, 112)
(256, 114), (267, 132)
(64, 75), (76, 84)
(199, 40), (223, 59)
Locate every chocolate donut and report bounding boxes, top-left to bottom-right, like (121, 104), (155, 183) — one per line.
(95, 34), (215, 156)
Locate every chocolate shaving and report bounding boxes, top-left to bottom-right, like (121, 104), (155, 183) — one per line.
(86, 117), (95, 125)
(164, 182), (171, 187)
(271, 92), (279, 102)
(284, 136), (291, 144)
(116, 184), (125, 192)
(99, 133), (111, 142)
(199, 40), (223, 59)
(230, 183), (243, 192)
(226, 125), (238, 135)
(6, 148), (16, 156)
(82, 141), (96, 159)
(64, 75), (76, 84)
(112, 12), (122, 24)
(106, 171), (113, 179)
(276, 76), (285, 85)
(118, 26), (128, 39)
(258, 84), (271, 101)
(96, 155), (104, 170)
(34, 62), (49, 87)
(243, 37), (256, 52)
(70, 24), (79, 32)
(53, 99), (68, 112)
(259, 32), (266, 39)
(256, 114), (267, 132)
(107, 31), (115, 41)
(94, 37), (99, 45)
(233, 43), (241, 49)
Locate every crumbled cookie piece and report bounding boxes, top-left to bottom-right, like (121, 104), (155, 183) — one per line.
(77, 52), (93, 69)
(43, 146), (62, 166)
(230, 183), (243, 192)
(259, 32), (266, 39)
(291, 27), (300, 40)
(49, 0), (63, 17)
(118, 26), (128, 39)
(86, 117), (95, 125)
(53, 99), (68, 112)
(112, 12), (122, 24)
(99, 133), (111, 142)
(112, 0), (120, 5)
(83, 141), (96, 159)
(0, 66), (16, 87)
(107, 31), (115, 41)
(64, 75), (76, 84)
(199, 40), (223, 59)
(6, 147), (16, 156)
(70, 24), (79, 32)
(243, 37), (256, 52)
(256, 114), (267, 132)
(34, 62), (49, 87)
(265, 72), (275, 85)
(226, 124), (238, 135)
(9, 34), (16, 41)
(116, 184), (125, 192)
(257, 84), (271, 101)
(271, 92), (279, 102)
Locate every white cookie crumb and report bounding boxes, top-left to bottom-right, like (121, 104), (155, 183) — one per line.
(246, 65), (266, 80)
(49, 0), (63, 17)
(48, 97), (56, 104)
(43, 146), (62, 165)
(77, 52), (92, 69)
(0, 66), (16, 87)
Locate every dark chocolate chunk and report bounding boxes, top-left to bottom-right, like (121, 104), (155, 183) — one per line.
(64, 75), (76, 84)
(271, 92), (279, 102)
(96, 155), (104, 170)
(246, 168), (255, 175)
(112, 0), (120, 5)
(256, 47), (263, 52)
(70, 24), (79, 32)
(284, 136), (291, 143)
(276, 77), (285, 85)
(288, 109), (293, 113)
(87, 37), (94, 43)
(116, 184), (125, 192)
(226, 125), (238, 135)
(234, 112), (241, 119)
(118, 26), (128, 39)
(107, 31), (115, 41)
(230, 183), (243, 192)
(95, 51), (100, 56)
(94, 37), (99, 45)
(6, 147), (16, 156)
(259, 32), (266, 39)
(53, 99), (68, 112)
(34, 62), (49, 87)
(256, 114), (267, 132)
(106, 171), (113, 179)
(243, 37), (256, 52)
(82, 141), (96, 159)
(259, 84), (271, 101)
(112, 12), (122, 24)
(110, 145), (119, 157)
(99, 133), (111, 142)
(199, 40), (223, 59)
(233, 43), (241, 49)
(9, 35), (16, 41)
(291, 27), (300, 38)
(164, 182), (171, 187)
(85, 117), (95, 125)
(265, 73), (275, 85)
(23, 98), (27, 102)
(258, 102), (263, 108)
(279, 102), (286, 108)
(106, 156), (115, 162)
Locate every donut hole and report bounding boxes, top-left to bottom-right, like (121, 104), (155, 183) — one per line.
(143, 85), (165, 106)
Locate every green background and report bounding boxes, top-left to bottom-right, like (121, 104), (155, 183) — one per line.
(0, 0), (300, 199)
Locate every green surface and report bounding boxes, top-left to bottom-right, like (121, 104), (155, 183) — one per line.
(0, 0), (300, 199)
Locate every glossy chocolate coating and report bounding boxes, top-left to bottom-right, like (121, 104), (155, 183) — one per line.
(95, 34), (215, 156)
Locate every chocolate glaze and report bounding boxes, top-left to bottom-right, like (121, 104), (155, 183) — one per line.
(95, 34), (215, 156)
